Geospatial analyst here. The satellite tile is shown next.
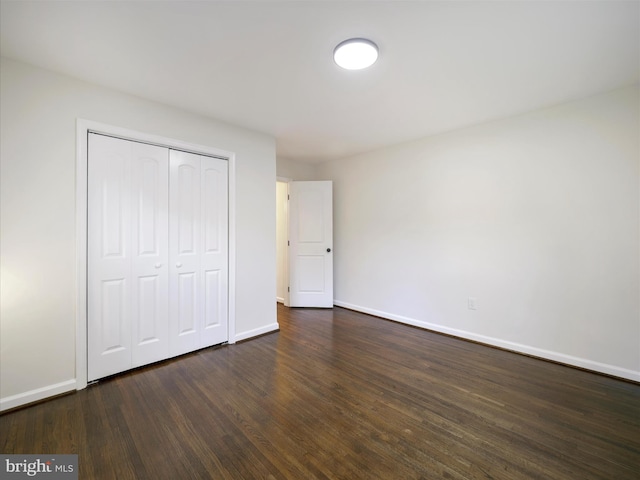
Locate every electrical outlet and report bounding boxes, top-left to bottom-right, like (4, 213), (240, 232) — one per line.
(468, 297), (477, 310)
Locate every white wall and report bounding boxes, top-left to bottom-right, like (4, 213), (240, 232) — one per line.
(0, 57), (277, 409)
(318, 86), (640, 381)
(276, 157), (318, 181)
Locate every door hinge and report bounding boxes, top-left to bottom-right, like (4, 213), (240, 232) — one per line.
(287, 194), (290, 200)
(288, 287), (290, 292)
(288, 240), (290, 246)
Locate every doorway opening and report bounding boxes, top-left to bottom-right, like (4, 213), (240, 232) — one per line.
(275, 179), (334, 308)
(276, 179), (290, 306)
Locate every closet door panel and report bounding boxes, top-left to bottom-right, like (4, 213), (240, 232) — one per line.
(169, 150), (202, 356)
(88, 134), (133, 381)
(88, 134), (170, 380)
(130, 143), (169, 367)
(201, 158), (228, 346)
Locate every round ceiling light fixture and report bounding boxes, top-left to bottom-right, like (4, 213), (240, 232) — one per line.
(333, 38), (378, 70)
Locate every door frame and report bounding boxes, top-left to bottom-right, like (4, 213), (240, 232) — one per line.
(75, 119), (236, 390)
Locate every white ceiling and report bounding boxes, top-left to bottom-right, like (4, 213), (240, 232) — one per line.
(1, 1), (638, 163)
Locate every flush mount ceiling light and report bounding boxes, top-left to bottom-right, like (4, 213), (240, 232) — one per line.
(333, 38), (378, 70)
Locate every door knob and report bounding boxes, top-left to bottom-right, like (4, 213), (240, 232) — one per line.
(326, 248), (332, 253)
(176, 262), (183, 268)
(154, 263), (162, 269)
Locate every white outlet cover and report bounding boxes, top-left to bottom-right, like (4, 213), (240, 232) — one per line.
(468, 297), (477, 310)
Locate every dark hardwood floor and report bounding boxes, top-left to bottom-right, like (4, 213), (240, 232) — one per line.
(2, 304), (639, 479)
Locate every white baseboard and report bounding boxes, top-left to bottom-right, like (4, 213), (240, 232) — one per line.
(0, 379), (76, 412)
(333, 300), (640, 383)
(234, 322), (279, 342)
(276, 297), (285, 304)
(2, 323), (280, 411)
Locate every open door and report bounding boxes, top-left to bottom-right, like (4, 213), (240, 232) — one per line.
(289, 181), (333, 307)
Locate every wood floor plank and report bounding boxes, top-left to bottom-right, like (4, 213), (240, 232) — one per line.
(1, 304), (639, 479)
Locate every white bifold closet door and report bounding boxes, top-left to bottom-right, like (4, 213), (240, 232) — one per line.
(88, 133), (228, 381)
(169, 150), (228, 357)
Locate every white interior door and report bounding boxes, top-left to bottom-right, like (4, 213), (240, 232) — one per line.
(88, 133), (169, 381)
(169, 150), (228, 357)
(289, 181), (333, 307)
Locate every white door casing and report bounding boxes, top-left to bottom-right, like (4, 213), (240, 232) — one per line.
(87, 132), (228, 381)
(289, 181), (333, 308)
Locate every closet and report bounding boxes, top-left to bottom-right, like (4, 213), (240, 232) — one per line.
(87, 133), (228, 381)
